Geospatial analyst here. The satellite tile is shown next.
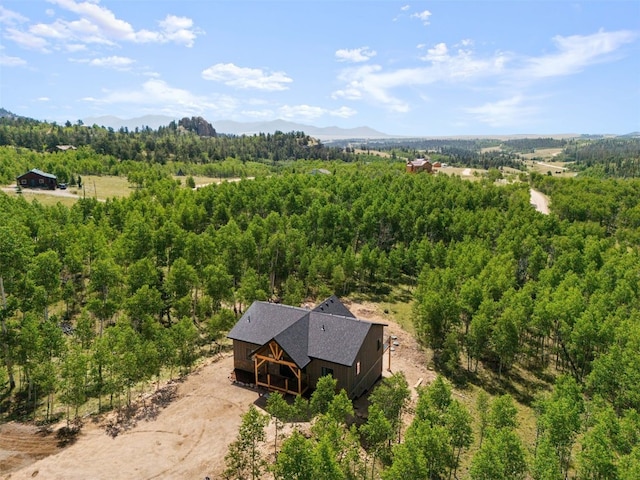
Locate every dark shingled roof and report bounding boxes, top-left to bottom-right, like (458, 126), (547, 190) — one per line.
(227, 302), (307, 346)
(307, 312), (373, 366)
(274, 314), (311, 367)
(312, 294), (355, 318)
(228, 297), (385, 368)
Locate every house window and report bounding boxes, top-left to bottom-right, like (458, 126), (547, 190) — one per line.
(377, 339), (381, 351)
(321, 366), (334, 378)
(39, 178), (44, 184)
(246, 348), (253, 360)
(356, 361), (361, 375)
(20, 179), (26, 185)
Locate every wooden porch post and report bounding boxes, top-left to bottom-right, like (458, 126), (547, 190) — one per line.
(254, 356), (258, 386)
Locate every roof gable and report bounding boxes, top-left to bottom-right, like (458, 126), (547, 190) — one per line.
(274, 314), (311, 367)
(227, 302), (307, 345)
(312, 295), (355, 318)
(307, 312), (373, 366)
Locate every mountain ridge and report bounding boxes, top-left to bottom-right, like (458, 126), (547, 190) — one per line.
(82, 115), (391, 139)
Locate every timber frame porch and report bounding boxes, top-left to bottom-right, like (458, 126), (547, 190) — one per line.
(253, 340), (309, 396)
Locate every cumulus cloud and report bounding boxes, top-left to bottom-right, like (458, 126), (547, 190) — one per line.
(202, 63), (293, 91)
(84, 55), (135, 70)
(423, 43), (448, 62)
(4, 0), (201, 52)
(335, 47), (377, 63)
(411, 10), (432, 25)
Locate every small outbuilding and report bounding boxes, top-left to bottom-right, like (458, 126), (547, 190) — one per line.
(16, 169), (57, 190)
(227, 296), (386, 399)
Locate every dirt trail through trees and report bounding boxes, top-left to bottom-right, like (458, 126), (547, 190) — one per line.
(529, 188), (550, 214)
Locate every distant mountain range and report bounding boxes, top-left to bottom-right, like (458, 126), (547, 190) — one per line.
(82, 115), (391, 140)
(2, 109), (637, 140)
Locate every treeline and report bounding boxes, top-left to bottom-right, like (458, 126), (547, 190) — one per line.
(0, 145), (272, 186)
(351, 138), (527, 170)
(501, 137), (568, 152)
(0, 116), (356, 165)
(563, 138), (640, 178)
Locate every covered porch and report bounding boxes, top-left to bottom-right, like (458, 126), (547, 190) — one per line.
(254, 340), (309, 396)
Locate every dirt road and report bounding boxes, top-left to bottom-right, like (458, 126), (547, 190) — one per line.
(529, 188), (550, 214)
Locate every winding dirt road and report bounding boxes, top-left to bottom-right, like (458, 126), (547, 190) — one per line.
(529, 188), (550, 214)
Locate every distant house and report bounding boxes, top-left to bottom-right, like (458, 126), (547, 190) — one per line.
(406, 158), (433, 173)
(227, 296), (386, 398)
(16, 169), (57, 190)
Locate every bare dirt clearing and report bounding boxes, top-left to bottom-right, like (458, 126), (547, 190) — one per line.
(3, 301), (433, 480)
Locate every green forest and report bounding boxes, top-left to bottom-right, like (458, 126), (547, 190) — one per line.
(1, 115), (639, 479)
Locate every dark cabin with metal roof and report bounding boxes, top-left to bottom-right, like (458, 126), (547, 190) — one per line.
(16, 169), (57, 189)
(227, 297), (386, 398)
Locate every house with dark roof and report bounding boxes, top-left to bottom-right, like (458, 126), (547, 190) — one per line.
(227, 296), (386, 398)
(16, 169), (57, 190)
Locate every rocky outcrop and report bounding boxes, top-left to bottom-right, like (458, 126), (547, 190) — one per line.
(177, 116), (217, 137)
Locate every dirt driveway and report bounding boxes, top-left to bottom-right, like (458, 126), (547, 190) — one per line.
(4, 302), (432, 480)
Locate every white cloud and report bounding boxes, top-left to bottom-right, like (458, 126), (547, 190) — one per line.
(5, 28), (50, 51)
(401, 5), (410, 12)
(0, 6), (28, 25)
(333, 45), (509, 112)
(37, 97), (50, 101)
(4, 0), (201, 51)
(423, 43), (448, 62)
(86, 55), (135, 70)
(411, 10), (432, 25)
(82, 79), (238, 118)
(519, 29), (637, 78)
(0, 52), (27, 66)
(335, 47), (377, 63)
(464, 95), (539, 127)
(159, 14), (198, 47)
(202, 63), (293, 91)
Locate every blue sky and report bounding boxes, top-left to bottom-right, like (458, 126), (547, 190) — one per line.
(1, 0), (638, 136)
